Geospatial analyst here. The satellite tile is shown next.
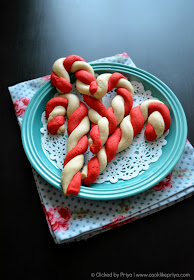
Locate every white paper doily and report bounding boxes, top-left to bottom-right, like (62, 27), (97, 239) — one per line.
(40, 78), (168, 183)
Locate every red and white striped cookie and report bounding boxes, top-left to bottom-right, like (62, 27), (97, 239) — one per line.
(140, 100), (171, 141)
(81, 99), (171, 185)
(45, 94), (90, 195)
(50, 55), (95, 94)
(82, 72), (134, 154)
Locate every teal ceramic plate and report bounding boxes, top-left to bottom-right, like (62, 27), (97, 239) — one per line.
(21, 63), (187, 200)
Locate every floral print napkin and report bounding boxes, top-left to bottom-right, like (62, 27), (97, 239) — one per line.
(9, 53), (194, 244)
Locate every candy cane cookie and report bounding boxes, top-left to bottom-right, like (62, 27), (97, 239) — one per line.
(82, 100), (171, 185)
(140, 99), (171, 141)
(51, 55), (134, 153)
(45, 94), (90, 195)
(50, 55), (95, 94)
(81, 73), (134, 154)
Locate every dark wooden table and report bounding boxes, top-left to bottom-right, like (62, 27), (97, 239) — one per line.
(1, 0), (194, 279)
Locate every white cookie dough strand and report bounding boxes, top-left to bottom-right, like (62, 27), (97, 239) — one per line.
(67, 116), (90, 152)
(61, 94), (80, 118)
(92, 74), (111, 99)
(88, 108), (102, 124)
(57, 125), (66, 135)
(98, 118), (109, 147)
(70, 61), (94, 76)
(116, 78), (134, 97)
(61, 155), (84, 194)
(140, 99), (162, 121)
(81, 165), (88, 180)
(48, 106), (66, 122)
(75, 80), (94, 97)
(148, 111), (165, 138)
(97, 146), (107, 173)
(52, 57), (70, 81)
(117, 116), (134, 153)
(111, 95), (125, 125)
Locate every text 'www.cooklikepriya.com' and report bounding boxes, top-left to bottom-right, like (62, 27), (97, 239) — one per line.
(90, 271), (191, 279)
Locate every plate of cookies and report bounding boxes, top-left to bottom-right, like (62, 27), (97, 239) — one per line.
(21, 55), (187, 200)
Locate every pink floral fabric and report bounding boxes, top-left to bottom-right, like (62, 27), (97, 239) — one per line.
(43, 205), (72, 232)
(152, 172), (173, 191)
(41, 75), (51, 81)
(120, 52), (129, 58)
(13, 97), (30, 116)
(102, 216), (136, 229)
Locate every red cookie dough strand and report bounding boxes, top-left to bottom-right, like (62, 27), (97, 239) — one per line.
(75, 70), (96, 85)
(145, 124), (157, 141)
(91, 123), (96, 129)
(130, 106), (145, 137)
(75, 69), (98, 94)
(105, 128), (122, 163)
(107, 73), (127, 92)
(66, 172), (82, 195)
(82, 157), (100, 186)
(47, 116), (65, 135)
(117, 88), (133, 116)
(89, 81), (98, 95)
(83, 95), (106, 117)
(63, 55), (86, 72)
(50, 72), (72, 93)
(45, 96), (68, 118)
(148, 103), (171, 132)
(104, 107), (117, 135)
(63, 136), (88, 167)
(90, 125), (102, 154)
(67, 102), (88, 135)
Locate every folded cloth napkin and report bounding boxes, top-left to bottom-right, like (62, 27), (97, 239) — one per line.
(9, 53), (194, 244)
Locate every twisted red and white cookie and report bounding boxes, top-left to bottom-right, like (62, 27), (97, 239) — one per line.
(140, 99), (171, 141)
(45, 94), (90, 195)
(83, 73), (134, 154)
(81, 99), (171, 185)
(50, 55), (95, 94)
(50, 55), (134, 154)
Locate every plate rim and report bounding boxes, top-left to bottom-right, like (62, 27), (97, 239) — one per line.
(21, 63), (187, 200)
